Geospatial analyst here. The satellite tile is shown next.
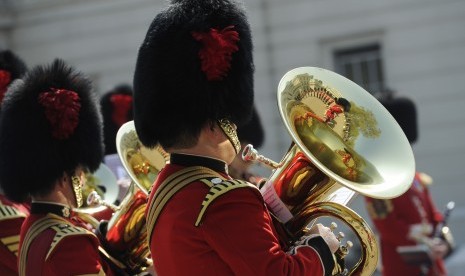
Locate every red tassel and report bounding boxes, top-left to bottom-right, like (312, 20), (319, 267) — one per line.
(38, 88), (81, 140)
(192, 25), (240, 81)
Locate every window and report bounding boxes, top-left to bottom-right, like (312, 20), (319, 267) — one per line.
(334, 44), (385, 95)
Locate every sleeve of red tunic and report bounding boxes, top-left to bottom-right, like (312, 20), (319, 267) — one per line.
(200, 188), (334, 276)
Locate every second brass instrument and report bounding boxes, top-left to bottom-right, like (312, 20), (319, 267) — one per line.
(244, 67), (415, 275)
(78, 121), (169, 274)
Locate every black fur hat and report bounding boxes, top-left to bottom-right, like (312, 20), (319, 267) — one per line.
(237, 106), (264, 149)
(133, 0), (254, 148)
(0, 59), (104, 202)
(380, 97), (418, 143)
(100, 84), (134, 155)
(0, 50), (28, 104)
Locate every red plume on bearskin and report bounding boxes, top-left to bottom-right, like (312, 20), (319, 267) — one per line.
(100, 84), (134, 155)
(133, 0), (254, 149)
(0, 50), (28, 105)
(192, 26), (240, 81)
(0, 59), (103, 202)
(38, 88), (81, 140)
(0, 70), (12, 103)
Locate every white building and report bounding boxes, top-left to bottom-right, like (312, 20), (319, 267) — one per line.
(2, 0), (465, 271)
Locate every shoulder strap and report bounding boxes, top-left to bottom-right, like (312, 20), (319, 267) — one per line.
(0, 202), (26, 257)
(0, 202), (27, 222)
(146, 166), (226, 244)
(195, 178), (258, 226)
(19, 215), (63, 276)
(18, 214), (94, 276)
(46, 220), (94, 260)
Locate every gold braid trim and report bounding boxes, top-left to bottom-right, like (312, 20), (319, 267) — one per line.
(46, 219), (94, 260)
(19, 214), (95, 276)
(195, 179), (258, 226)
(1, 234), (20, 256)
(19, 215), (64, 276)
(146, 166), (226, 245)
(0, 203), (27, 222)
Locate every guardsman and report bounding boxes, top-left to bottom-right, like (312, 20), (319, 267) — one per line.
(100, 84), (134, 205)
(365, 96), (452, 276)
(0, 49), (29, 276)
(134, 0), (340, 275)
(0, 59), (115, 275)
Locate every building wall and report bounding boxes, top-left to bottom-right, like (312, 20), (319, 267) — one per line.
(2, 0), (465, 250)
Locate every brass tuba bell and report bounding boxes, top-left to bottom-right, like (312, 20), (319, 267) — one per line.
(83, 120), (169, 274)
(243, 67), (415, 275)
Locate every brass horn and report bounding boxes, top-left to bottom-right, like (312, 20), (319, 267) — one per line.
(84, 121), (169, 274)
(243, 67), (415, 275)
(76, 163), (120, 223)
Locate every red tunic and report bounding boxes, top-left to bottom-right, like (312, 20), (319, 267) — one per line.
(147, 154), (335, 276)
(18, 203), (115, 276)
(365, 172), (446, 276)
(0, 195), (30, 276)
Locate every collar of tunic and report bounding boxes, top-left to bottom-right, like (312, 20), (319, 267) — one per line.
(170, 153), (228, 174)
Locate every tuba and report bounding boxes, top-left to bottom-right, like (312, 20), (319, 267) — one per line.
(243, 67), (415, 275)
(79, 121), (169, 274)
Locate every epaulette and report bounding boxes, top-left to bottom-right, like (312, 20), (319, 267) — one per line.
(0, 203), (27, 256)
(0, 203), (27, 222)
(417, 172), (433, 186)
(195, 178), (258, 226)
(46, 221), (95, 260)
(146, 166), (226, 245)
(1, 234), (20, 256)
(19, 214), (95, 276)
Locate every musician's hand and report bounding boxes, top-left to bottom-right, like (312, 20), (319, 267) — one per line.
(146, 265), (157, 276)
(427, 237), (449, 259)
(408, 223), (433, 242)
(306, 223), (340, 253)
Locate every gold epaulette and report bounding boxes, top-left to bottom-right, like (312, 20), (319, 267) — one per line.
(19, 214), (95, 276)
(146, 166), (226, 244)
(46, 221), (94, 260)
(0, 203), (26, 256)
(0, 203), (27, 222)
(418, 172), (433, 186)
(195, 178), (258, 226)
(0, 202), (26, 256)
(1, 234), (20, 256)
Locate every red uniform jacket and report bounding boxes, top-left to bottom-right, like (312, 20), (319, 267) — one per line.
(146, 153), (335, 276)
(365, 172), (446, 276)
(0, 195), (30, 276)
(18, 202), (115, 276)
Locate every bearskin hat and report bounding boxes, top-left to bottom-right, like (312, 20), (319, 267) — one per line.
(0, 50), (28, 105)
(237, 106), (264, 149)
(0, 59), (104, 202)
(100, 84), (134, 155)
(133, 0), (254, 148)
(379, 96), (418, 143)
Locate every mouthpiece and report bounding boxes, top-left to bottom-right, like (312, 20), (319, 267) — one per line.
(242, 144), (280, 169)
(86, 190), (120, 211)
